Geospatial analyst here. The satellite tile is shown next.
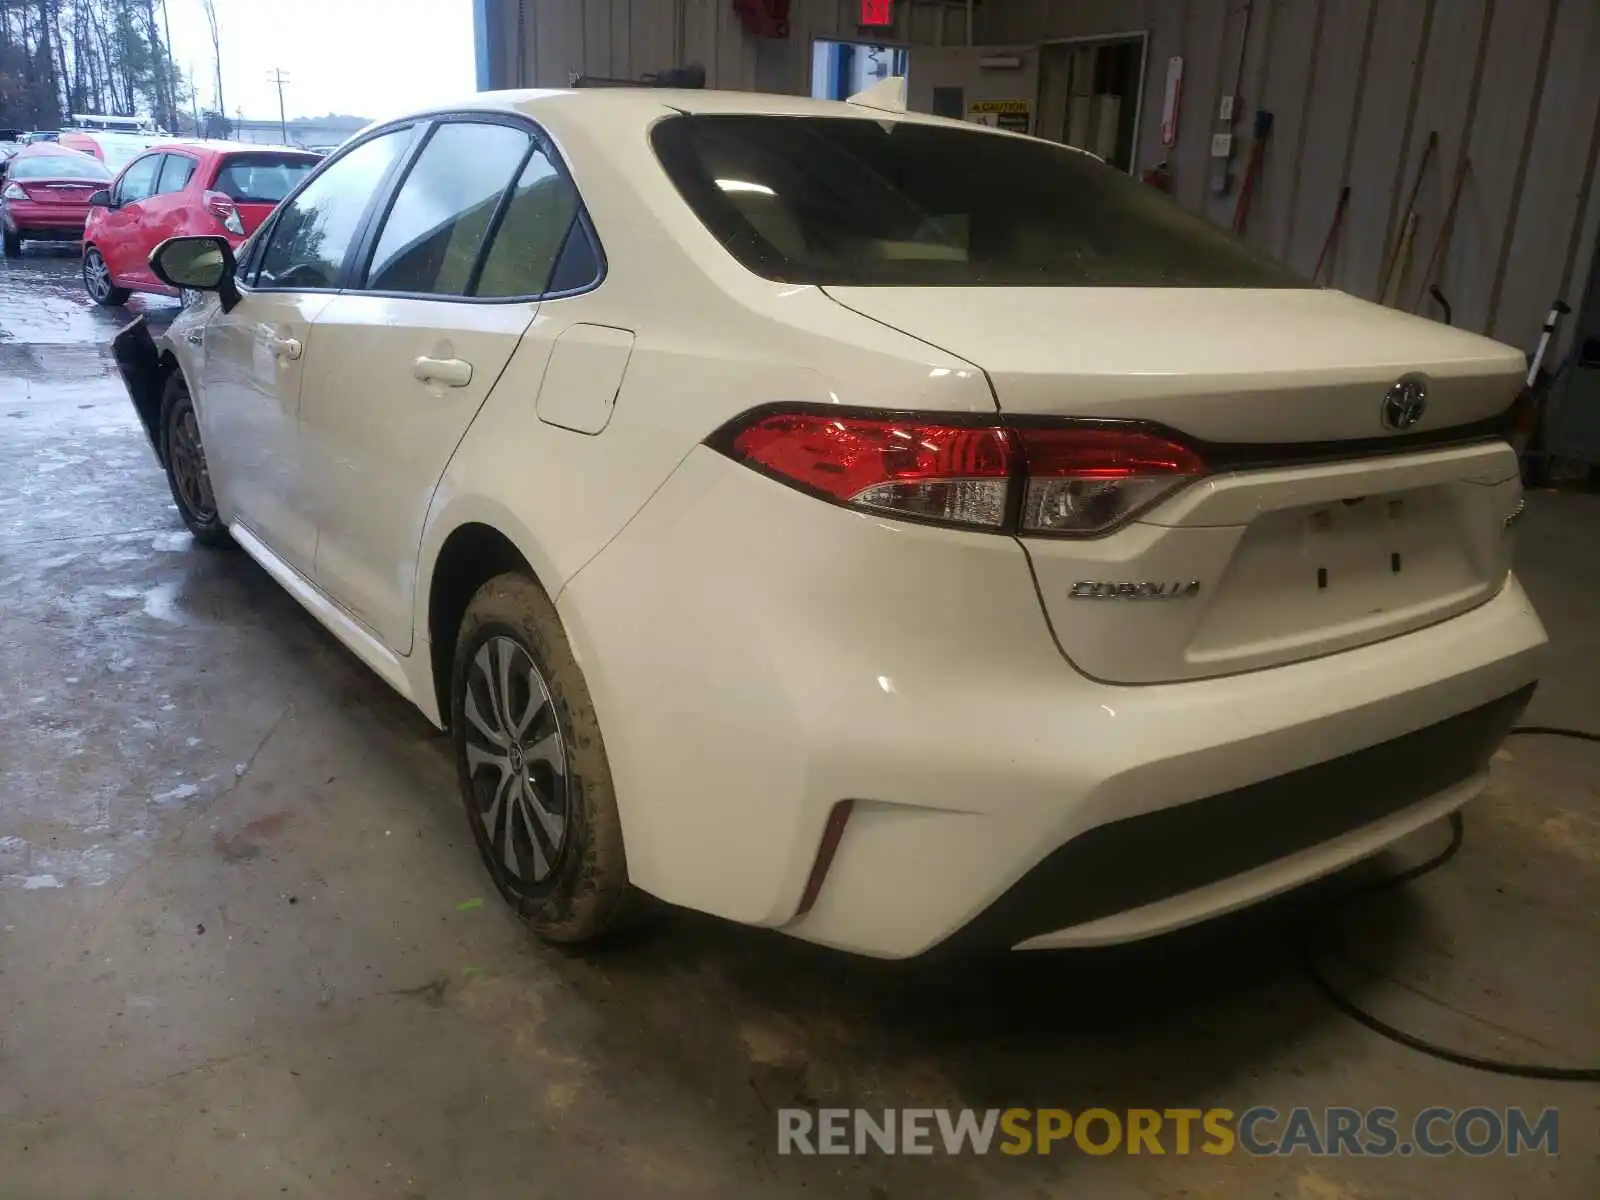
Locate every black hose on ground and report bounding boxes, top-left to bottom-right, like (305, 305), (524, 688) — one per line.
(1298, 725), (1600, 1082)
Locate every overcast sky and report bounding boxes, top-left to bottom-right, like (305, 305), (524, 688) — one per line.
(163, 0), (478, 123)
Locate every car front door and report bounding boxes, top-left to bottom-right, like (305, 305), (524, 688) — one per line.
(98, 151), (160, 284)
(300, 118), (584, 652)
(139, 151), (199, 281)
(197, 127), (415, 576)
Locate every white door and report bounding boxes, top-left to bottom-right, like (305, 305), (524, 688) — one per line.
(300, 120), (586, 653)
(198, 127), (415, 573)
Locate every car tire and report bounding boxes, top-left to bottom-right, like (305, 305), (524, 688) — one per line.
(83, 245), (130, 306)
(3, 229), (20, 258)
(451, 572), (640, 943)
(159, 372), (229, 546)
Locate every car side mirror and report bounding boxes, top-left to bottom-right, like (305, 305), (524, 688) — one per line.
(150, 235), (241, 313)
(88, 188), (112, 208)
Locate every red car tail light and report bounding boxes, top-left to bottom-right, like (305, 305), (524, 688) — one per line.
(203, 190), (244, 235)
(710, 406), (1207, 536)
(1014, 425), (1206, 535)
(717, 408), (1015, 529)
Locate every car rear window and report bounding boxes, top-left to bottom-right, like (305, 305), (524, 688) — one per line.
(213, 154), (318, 204)
(651, 114), (1305, 288)
(8, 154), (111, 181)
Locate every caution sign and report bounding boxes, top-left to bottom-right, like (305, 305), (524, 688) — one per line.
(966, 99), (1031, 134)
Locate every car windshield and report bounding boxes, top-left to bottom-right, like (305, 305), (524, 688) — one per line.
(9, 154), (111, 181)
(213, 155), (317, 203)
(652, 114), (1306, 288)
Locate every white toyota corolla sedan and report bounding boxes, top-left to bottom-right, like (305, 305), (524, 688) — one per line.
(112, 85), (1545, 959)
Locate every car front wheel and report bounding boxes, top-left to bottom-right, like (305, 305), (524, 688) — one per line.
(451, 572), (638, 943)
(83, 246), (130, 305)
(3, 229), (21, 257)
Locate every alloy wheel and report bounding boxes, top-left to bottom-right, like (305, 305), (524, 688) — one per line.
(84, 249), (111, 301)
(168, 407), (216, 522)
(461, 635), (570, 885)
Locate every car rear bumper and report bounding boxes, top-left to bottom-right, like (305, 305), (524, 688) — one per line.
(3, 202), (89, 234)
(560, 447), (1547, 958)
(942, 683), (1530, 953)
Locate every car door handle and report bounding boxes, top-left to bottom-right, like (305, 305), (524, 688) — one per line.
(271, 336), (302, 361)
(413, 356), (473, 388)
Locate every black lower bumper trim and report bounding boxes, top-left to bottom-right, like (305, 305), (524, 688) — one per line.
(934, 683), (1535, 956)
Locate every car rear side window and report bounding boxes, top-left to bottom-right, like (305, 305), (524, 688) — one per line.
(212, 154), (317, 204)
(473, 146), (583, 298)
(651, 115), (1306, 288)
(255, 129), (410, 291)
(363, 121), (532, 297)
(155, 154), (196, 195)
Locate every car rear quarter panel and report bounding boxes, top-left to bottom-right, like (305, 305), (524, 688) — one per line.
(413, 107), (998, 671)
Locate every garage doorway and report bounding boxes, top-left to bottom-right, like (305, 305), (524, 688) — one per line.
(1036, 33), (1148, 173)
(811, 40), (909, 102)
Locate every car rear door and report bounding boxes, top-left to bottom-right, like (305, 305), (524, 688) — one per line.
(196, 127), (417, 575)
(139, 151), (199, 274)
(97, 151), (160, 284)
(299, 117), (585, 652)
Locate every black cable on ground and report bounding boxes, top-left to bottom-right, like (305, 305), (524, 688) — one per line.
(1298, 725), (1600, 1082)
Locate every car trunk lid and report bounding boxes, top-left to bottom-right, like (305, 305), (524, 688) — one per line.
(18, 180), (98, 205)
(824, 285), (1527, 683)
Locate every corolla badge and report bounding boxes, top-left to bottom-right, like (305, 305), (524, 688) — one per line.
(1382, 378), (1428, 431)
(1070, 581), (1202, 601)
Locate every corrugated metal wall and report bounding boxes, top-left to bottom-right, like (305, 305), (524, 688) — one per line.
(483, 0), (972, 95)
(482, 0), (1600, 357)
(981, 0), (1600, 357)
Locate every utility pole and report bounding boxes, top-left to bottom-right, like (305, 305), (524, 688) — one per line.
(266, 68), (291, 145)
(160, 0), (177, 132)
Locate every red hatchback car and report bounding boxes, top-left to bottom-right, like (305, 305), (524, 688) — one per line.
(83, 141), (319, 305)
(2, 145), (113, 255)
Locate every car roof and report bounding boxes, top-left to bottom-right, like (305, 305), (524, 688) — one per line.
(147, 139), (318, 157)
(17, 141), (93, 157)
(369, 87), (987, 137)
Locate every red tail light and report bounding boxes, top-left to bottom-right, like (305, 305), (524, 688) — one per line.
(1504, 387), (1539, 457)
(1014, 425), (1205, 535)
(721, 409), (1015, 529)
(710, 406), (1205, 536)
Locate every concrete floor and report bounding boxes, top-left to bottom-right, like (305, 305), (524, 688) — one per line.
(0, 247), (1595, 1199)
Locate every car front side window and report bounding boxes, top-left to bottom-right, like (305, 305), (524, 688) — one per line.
(114, 153), (161, 206)
(255, 128), (410, 292)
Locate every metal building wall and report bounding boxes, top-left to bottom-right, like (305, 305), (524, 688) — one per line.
(980, 0), (1600, 357)
(481, 1), (971, 96)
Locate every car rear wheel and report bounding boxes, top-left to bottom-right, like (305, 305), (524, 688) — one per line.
(160, 372), (229, 546)
(83, 246), (130, 306)
(3, 229), (20, 258)
(451, 572), (640, 943)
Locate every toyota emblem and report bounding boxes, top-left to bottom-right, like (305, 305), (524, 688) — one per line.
(1382, 378), (1428, 431)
